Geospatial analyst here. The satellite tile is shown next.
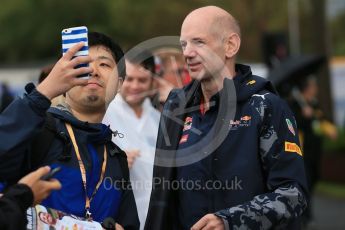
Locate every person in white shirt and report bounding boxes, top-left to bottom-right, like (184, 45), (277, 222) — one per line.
(103, 53), (160, 230)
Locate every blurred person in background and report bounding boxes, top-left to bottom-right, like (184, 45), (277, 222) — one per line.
(152, 48), (191, 110)
(103, 52), (160, 230)
(154, 48), (191, 87)
(0, 82), (14, 113)
(0, 166), (61, 230)
(288, 75), (337, 225)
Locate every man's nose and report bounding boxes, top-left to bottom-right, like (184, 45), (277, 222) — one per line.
(89, 62), (99, 78)
(183, 44), (196, 58)
(131, 80), (141, 89)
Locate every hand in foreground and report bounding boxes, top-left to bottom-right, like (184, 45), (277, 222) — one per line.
(115, 223), (124, 230)
(37, 42), (93, 100)
(191, 214), (225, 230)
(18, 166), (61, 205)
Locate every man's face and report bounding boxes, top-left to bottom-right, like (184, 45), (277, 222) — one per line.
(180, 17), (227, 81)
(66, 45), (121, 111)
(39, 212), (56, 225)
(162, 57), (189, 87)
(121, 61), (153, 108)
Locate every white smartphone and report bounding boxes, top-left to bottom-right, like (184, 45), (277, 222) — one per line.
(62, 26), (89, 78)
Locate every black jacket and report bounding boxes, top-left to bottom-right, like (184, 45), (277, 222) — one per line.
(0, 86), (139, 229)
(0, 184), (33, 230)
(145, 64), (308, 230)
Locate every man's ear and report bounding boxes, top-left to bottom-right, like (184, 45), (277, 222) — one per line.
(117, 78), (123, 93)
(224, 33), (241, 59)
(151, 75), (158, 90)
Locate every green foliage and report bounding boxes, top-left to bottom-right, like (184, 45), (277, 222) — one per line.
(330, 10), (345, 56)
(0, 0), (343, 64)
(0, 0), (290, 63)
(323, 128), (345, 154)
(316, 181), (345, 198)
(0, 0), (111, 63)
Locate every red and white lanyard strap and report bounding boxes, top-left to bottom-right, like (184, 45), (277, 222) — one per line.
(65, 123), (107, 221)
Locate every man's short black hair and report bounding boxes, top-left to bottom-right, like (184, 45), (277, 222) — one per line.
(88, 32), (126, 79)
(125, 48), (155, 75)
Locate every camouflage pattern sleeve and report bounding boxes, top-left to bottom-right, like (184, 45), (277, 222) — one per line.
(215, 93), (308, 229)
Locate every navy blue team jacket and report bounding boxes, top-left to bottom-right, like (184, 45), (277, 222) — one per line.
(0, 86), (139, 229)
(145, 64), (308, 230)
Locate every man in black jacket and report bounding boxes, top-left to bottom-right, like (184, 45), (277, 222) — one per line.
(145, 6), (308, 230)
(0, 166), (61, 230)
(0, 32), (139, 229)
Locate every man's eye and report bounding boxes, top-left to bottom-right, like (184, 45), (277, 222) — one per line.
(139, 79), (148, 84)
(100, 63), (110, 67)
(195, 40), (204, 46)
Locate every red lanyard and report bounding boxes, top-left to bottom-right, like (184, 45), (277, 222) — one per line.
(200, 96), (206, 115)
(65, 123), (107, 221)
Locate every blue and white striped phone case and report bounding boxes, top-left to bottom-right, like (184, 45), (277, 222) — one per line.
(62, 26), (89, 78)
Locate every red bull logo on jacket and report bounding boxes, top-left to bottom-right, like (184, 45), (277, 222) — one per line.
(229, 115), (252, 130)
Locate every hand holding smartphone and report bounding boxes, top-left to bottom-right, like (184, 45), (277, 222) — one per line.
(62, 26), (90, 79)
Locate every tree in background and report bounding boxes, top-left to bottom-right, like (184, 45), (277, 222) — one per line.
(0, 0), (343, 65)
(0, 0), (298, 64)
